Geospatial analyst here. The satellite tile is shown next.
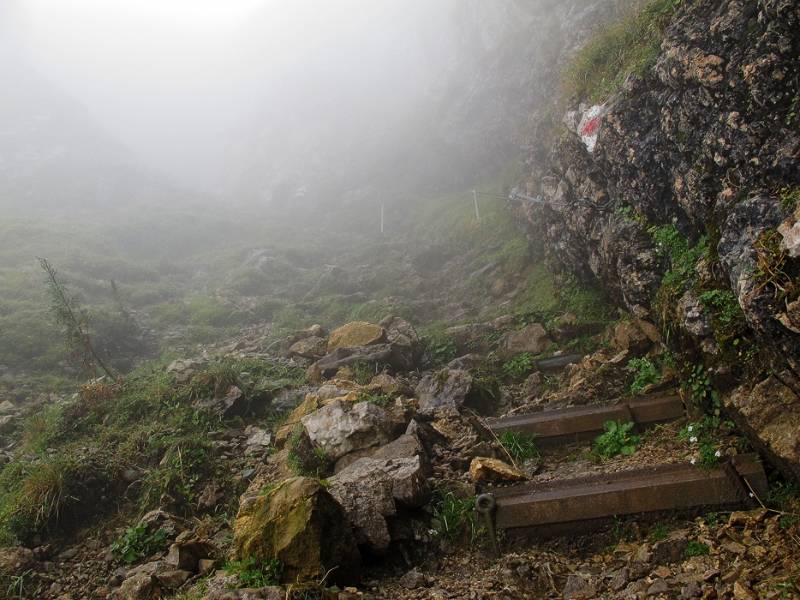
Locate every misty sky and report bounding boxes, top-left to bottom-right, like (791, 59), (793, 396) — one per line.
(7, 0), (459, 192)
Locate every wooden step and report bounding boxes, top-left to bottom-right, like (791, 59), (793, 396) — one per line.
(488, 392), (684, 447)
(479, 455), (767, 535)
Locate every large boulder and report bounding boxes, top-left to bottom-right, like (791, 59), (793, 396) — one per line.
(309, 317), (421, 380)
(497, 323), (551, 358)
(380, 315), (422, 370)
(309, 344), (395, 381)
(232, 477), (361, 585)
(328, 456), (430, 553)
(301, 400), (393, 461)
(725, 371), (800, 481)
(328, 322), (386, 352)
(415, 368), (498, 416)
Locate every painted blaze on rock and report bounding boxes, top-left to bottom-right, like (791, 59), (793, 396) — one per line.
(327, 322), (386, 352)
(232, 476), (361, 585)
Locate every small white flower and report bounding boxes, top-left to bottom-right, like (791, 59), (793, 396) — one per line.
(690, 458), (697, 465)
(690, 436), (698, 443)
(687, 425), (694, 432)
(749, 492), (755, 498)
(714, 450), (722, 458)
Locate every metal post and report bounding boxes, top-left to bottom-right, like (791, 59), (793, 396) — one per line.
(473, 190), (480, 223)
(380, 203), (385, 235)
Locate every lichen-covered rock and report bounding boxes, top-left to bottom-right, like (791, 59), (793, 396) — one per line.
(516, 0), (800, 476)
(327, 322), (386, 352)
(232, 477), (361, 585)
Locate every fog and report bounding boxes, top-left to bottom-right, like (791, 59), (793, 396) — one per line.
(3, 0), (610, 214)
(3, 1), (463, 200)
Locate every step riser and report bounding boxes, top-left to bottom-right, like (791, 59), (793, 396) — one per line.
(490, 456), (767, 532)
(489, 394), (684, 447)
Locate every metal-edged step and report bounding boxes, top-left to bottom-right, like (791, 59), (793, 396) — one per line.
(481, 455), (767, 535)
(488, 392), (684, 447)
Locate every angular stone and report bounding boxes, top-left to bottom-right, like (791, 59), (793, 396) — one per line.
(156, 569), (192, 589)
(498, 323), (550, 358)
(562, 574), (596, 599)
(328, 322), (386, 352)
(302, 400), (393, 460)
(193, 385), (249, 418)
(415, 369), (473, 416)
(372, 432), (431, 476)
(329, 456), (430, 553)
(651, 531), (689, 564)
(232, 477), (360, 585)
(288, 336), (328, 360)
(110, 572), (159, 600)
(468, 457), (526, 483)
(726, 372), (800, 480)
(165, 540), (213, 572)
(275, 393), (325, 447)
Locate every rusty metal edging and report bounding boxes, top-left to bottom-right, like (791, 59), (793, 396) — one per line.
(486, 454), (767, 532)
(488, 392), (684, 446)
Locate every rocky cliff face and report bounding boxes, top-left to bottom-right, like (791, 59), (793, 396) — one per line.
(518, 0), (800, 477)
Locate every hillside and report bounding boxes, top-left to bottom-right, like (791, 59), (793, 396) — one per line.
(2, 1), (800, 599)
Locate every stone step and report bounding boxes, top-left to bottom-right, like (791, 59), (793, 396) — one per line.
(478, 455), (767, 536)
(488, 392), (684, 447)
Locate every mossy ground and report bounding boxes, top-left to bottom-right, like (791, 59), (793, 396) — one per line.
(563, 0), (681, 102)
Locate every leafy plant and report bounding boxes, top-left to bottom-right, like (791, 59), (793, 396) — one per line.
(649, 225), (708, 290)
(350, 362), (378, 385)
(685, 364), (718, 410)
(431, 491), (477, 543)
(698, 289), (746, 337)
(421, 330), (457, 368)
(286, 425), (328, 477)
(502, 353), (534, 379)
(681, 416), (725, 468)
(627, 357), (660, 394)
(697, 440), (722, 469)
(684, 540), (710, 557)
(780, 514), (799, 530)
(225, 557), (282, 587)
(498, 431), (539, 463)
(766, 479), (800, 512)
(779, 186), (800, 212)
(111, 522), (168, 564)
(648, 522), (668, 542)
(356, 390), (393, 407)
(594, 420), (641, 459)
